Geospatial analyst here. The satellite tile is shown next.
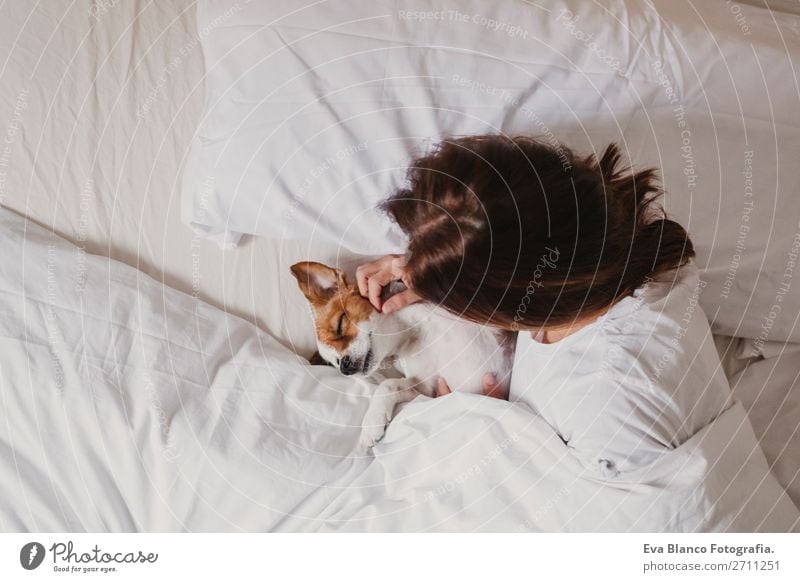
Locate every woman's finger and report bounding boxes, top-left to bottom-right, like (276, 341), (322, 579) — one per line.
(390, 255), (408, 278)
(356, 255), (397, 298)
(382, 288), (421, 314)
(482, 373), (508, 400)
(355, 263), (376, 297)
(367, 271), (393, 310)
(436, 377), (452, 397)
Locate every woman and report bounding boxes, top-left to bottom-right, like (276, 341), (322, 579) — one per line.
(356, 135), (730, 478)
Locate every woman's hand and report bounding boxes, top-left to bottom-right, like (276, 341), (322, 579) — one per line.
(436, 373), (509, 400)
(356, 254), (421, 313)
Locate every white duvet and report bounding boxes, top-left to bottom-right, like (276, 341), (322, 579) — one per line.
(1, 209), (796, 532)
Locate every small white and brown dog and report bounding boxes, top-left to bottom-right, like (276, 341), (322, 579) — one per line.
(291, 261), (515, 449)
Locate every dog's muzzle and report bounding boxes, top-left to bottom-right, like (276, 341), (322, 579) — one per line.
(339, 355), (359, 375)
(339, 349), (373, 376)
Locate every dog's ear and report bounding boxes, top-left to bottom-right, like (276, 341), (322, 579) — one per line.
(290, 262), (347, 305)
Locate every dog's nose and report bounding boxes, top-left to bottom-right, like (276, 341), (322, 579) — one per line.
(340, 355), (359, 375)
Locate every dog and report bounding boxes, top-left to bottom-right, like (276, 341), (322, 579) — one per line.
(290, 261), (515, 449)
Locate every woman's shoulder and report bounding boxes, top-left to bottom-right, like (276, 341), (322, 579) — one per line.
(602, 260), (703, 332)
(597, 261), (709, 376)
(638, 260), (702, 304)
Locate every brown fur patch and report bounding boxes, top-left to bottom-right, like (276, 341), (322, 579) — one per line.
(290, 261), (376, 353)
(314, 288), (374, 352)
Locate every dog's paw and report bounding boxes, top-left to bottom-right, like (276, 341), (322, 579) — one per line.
(358, 424), (387, 452)
(358, 410), (391, 452)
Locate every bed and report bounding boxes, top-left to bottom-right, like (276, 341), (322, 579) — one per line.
(0, 0), (798, 531)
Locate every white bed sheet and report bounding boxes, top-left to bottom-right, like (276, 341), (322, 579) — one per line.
(0, 0), (326, 360)
(716, 335), (800, 504)
(0, 0), (798, 529)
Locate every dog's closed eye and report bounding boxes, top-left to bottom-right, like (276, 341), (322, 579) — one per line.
(335, 312), (346, 338)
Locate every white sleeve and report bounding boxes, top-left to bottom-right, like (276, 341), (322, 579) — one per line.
(561, 367), (682, 479)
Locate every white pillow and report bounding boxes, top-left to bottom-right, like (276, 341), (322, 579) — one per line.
(182, 0), (670, 252)
(184, 0), (800, 342)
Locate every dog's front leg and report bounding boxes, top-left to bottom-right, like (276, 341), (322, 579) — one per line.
(359, 378), (420, 452)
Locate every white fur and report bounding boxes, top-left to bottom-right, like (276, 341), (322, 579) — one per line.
(314, 303), (515, 450)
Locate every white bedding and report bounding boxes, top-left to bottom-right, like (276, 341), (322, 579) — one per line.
(0, 0), (799, 532)
(716, 335), (800, 505)
(0, 208), (797, 532)
(184, 0), (800, 344)
(0, 0), (327, 357)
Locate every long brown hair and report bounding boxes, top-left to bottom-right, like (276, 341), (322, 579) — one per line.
(383, 135), (694, 330)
